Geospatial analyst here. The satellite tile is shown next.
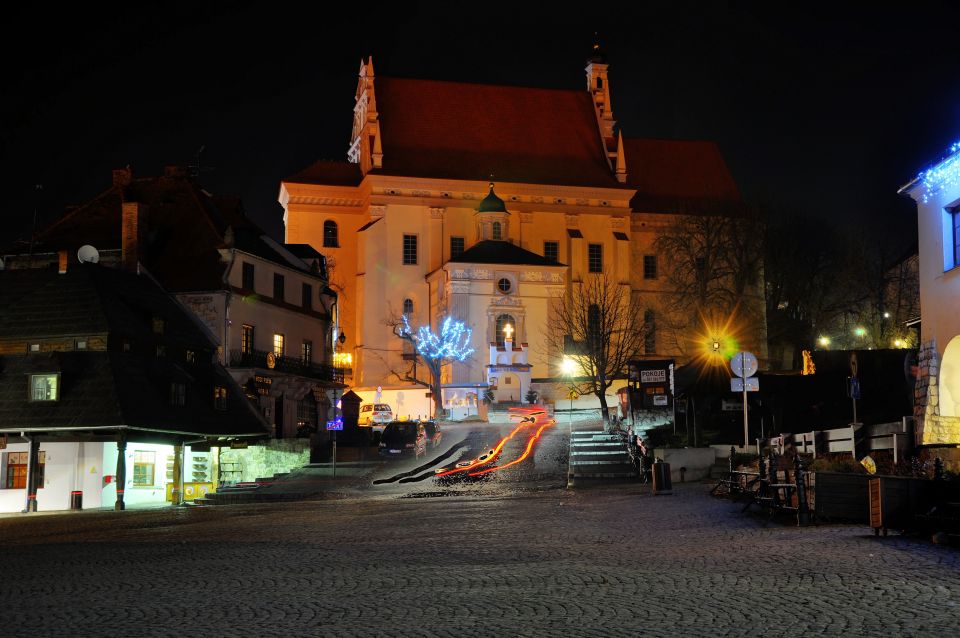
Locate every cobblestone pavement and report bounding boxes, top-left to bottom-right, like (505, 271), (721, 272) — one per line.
(2, 429), (959, 637)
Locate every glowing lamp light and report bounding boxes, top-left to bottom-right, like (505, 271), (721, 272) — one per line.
(883, 312), (891, 319)
(333, 352), (352, 368)
(818, 336), (831, 347)
(712, 339), (721, 352)
(855, 327), (866, 337)
(894, 339), (904, 348)
(502, 323), (514, 341)
(561, 357), (576, 376)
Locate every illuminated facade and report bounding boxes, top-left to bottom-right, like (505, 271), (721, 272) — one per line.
(901, 145), (960, 445)
(281, 54), (765, 415)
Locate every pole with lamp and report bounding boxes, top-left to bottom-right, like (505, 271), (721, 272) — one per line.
(561, 357), (576, 434)
(330, 330), (347, 477)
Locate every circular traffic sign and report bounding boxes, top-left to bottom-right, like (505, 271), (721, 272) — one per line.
(731, 351), (758, 378)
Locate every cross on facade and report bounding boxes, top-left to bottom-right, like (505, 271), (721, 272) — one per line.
(503, 323), (514, 341)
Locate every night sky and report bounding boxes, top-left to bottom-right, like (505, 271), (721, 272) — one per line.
(4, 1), (960, 252)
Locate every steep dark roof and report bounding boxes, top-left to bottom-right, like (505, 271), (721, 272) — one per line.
(0, 265), (268, 440)
(448, 240), (563, 267)
(285, 160), (363, 186)
(6, 172), (317, 292)
(477, 184), (509, 213)
(622, 138), (741, 213)
(286, 77), (631, 190)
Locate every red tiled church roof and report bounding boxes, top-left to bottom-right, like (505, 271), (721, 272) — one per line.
(286, 160), (363, 187)
(372, 77), (624, 188)
(622, 138), (740, 213)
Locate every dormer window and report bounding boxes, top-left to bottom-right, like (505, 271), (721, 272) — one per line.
(29, 374), (59, 401)
(492, 222), (503, 240)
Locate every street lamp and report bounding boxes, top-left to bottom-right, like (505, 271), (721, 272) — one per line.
(561, 357), (576, 432)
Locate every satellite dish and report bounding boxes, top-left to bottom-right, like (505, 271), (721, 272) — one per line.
(77, 245), (100, 264)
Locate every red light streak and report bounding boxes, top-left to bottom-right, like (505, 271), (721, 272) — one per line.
(434, 409), (555, 479)
(468, 420), (554, 476)
(433, 422), (526, 477)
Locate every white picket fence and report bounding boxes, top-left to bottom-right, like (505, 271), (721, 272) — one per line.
(759, 417), (915, 463)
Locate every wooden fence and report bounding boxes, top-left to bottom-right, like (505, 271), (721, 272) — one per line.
(758, 417), (915, 462)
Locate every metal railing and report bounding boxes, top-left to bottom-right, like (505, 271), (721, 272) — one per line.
(229, 349), (344, 383)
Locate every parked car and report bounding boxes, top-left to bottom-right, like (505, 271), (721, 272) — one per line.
(359, 403), (393, 432)
(378, 421), (426, 459)
(421, 420), (442, 448)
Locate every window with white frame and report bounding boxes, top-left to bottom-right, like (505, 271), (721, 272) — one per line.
(29, 374), (59, 401)
(133, 451), (155, 486)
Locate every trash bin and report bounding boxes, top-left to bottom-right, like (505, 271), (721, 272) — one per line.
(70, 490), (83, 509)
(652, 460), (672, 495)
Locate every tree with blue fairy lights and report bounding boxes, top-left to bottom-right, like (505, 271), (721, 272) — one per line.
(395, 314), (475, 418)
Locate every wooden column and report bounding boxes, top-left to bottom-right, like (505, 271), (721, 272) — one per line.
(115, 435), (127, 511)
(25, 436), (40, 512)
(172, 443), (184, 506)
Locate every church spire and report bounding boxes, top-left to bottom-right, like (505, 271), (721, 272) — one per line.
(348, 56), (383, 173)
(586, 34), (616, 159)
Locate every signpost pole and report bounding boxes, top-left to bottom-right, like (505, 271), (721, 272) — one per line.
(742, 353), (749, 449)
(332, 431), (337, 478)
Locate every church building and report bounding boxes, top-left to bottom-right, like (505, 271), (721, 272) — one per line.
(280, 49), (760, 418)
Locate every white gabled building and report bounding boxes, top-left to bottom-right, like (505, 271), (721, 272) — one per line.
(900, 145), (960, 445)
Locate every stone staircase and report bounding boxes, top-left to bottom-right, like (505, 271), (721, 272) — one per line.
(193, 472), (292, 506)
(568, 430), (636, 481)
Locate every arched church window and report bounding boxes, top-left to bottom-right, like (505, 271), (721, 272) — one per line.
(323, 220), (339, 248)
(403, 298), (414, 315)
(492, 222), (502, 240)
(496, 314), (516, 346)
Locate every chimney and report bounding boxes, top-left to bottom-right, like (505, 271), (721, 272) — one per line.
(122, 202), (144, 273)
(58, 250), (68, 274)
(112, 167), (132, 187)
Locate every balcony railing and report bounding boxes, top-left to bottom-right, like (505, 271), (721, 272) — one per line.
(229, 349), (344, 383)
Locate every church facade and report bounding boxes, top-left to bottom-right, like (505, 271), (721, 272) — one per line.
(280, 53), (764, 417)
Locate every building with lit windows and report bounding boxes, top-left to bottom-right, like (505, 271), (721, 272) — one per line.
(900, 144), (960, 445)
(281, 51), (767, 417)
(2, 167), (343, 491)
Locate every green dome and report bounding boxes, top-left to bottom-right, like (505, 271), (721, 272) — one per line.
(477, 183), (508, 213)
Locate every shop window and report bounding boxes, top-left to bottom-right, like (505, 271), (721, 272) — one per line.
(4, 451), (44, 489)
(133, 451), (155, 486)
(29, 374), (59, 401)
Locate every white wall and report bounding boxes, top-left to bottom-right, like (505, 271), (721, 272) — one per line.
(652, 447), (716, 482)
(0, 441), (104, 513)
(102, 442), (176, 508)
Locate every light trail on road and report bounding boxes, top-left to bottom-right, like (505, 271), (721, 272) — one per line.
(467, 420), (554, 476)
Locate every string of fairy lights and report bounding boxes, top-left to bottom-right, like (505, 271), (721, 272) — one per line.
(400, 315), (475, 362)
(917, 141), (960, 204)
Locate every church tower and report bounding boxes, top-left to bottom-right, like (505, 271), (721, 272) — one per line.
(475, 182), (510, 241)
(586, 40), (617, 161)
(348, 57), (383, 174)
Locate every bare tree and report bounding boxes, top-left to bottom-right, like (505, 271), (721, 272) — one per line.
(654, 203), (767, 360)
(545, 273), (648, 423)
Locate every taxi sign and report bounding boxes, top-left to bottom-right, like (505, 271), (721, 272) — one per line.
(326, 419), (344, 431)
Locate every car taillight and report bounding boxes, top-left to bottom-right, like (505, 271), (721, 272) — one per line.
(404, 443), (415, 448)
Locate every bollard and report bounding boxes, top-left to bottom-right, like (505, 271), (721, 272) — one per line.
(680, 467), (686, 483)
(794, 454), (810, 526)
(729, 446), (736, 474)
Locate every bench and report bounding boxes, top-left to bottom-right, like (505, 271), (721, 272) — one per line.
(711, 470), (760, 497)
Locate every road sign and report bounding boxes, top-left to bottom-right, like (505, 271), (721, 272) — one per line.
(731, 351), (758, 378)
(848, 377), (861, 400)
(850, 352), (859, 378)
(731, 377), (759, 392)
(326, 418), (344, 431)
